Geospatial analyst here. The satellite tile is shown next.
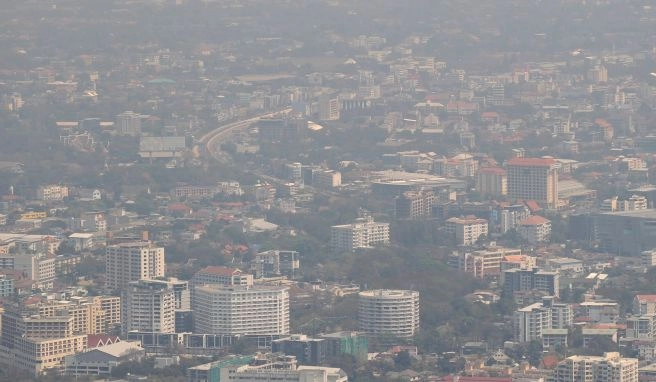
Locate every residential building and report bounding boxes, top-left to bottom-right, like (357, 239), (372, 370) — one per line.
(122, 279), (177, 335)
(634, 295), (656, 315)
(503, 268), (560, 297)
(105, 242), (166, 290)
(517, 215), (551, 244)
(116, 111), (141, 136)
(580, 301), (620, 324)
(319, 331), (368, 363)
(193, 285), (290, 335)
(514, 296), (572, 343)
(642, 251), (656, 267)
(448, 245), (521, 279)
(625, 314), (656, 340)
(549, 352), (637, 382)
(445, 216), (488, 246)
(14, 253), (56, 290)
(506, 157), (559, 209)
(358, 289), (420, 338)
(331, 216), (390, 253)
(319, 95), (340, 121)
(37, 185), (69, 201)
(476, 167), (507, 197)
(251, 250), (300, 279)
(0, 274), (14, 297)
(395, 190), (435, 219)
(138, 136), (186, 159)
(313, 170), (342, 189)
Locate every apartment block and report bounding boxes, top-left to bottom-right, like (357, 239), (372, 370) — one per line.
(331, 216), (390, 253)
(37, 185), (69, 201)
(448, 245), (521, 279)
(193, 285), (290, 335)
(517, 215), (552, 243)
(445, 216), (488, 246)
(549, 352), (637, 382)
(476, 166), (507, 197)
(251, 250), (300, 279)
(503, 267), (560, 297)
(122, 279), (177, 335)
(105, 241), (165, 291)
(395, 190), (435, 219)
(359, 289), (420, 338)
(514, 296), (572, 343)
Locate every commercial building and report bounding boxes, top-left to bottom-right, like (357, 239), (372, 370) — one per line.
(625, 314), (656, 340)
(105, 242), (166, 290)
(312, 170), (342, 189)
(13, 253), (56, 290)
(507, 157), (559, 209)
(595, 209), (656, 256)
(37, 184), (69, 201)
(358, 289), (420, 338)
(188, 353), (348, 382)
(445, 216), (488, 246)
(193, 285), (290, 336)
(64, 340), (144, 376)
(138, 136), (186, 159)
(122, 279), (178, 335)
(549, 352), (637, 382)
(476, 167), (507, 197)
(331, 216), (390, 253)
(116, 111), (141, 136)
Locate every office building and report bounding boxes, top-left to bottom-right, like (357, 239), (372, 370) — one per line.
(13, 253), (56, 290)
(319, 331), (368, 363)
(122, 279), (177, 335)
(476, 167), (507, 197)
(0, 274), (13, 297)
(625, 314), (656, 340)
(503, 268), (559, 297)
(272, 334), (327, 365)
(105, 242), (165, 290)
(507, 157), (559, 209)
(331, 216), (390, 253)
(445, 216), (488, 246)
(595, 209), (656, 256)
(358, 289), (420, 338)
(319, 95), (340, 121)
(193, 285), (290, 335)
(313, 170), (342, 189)
(549, 352), (637, 382)
(634, 294), (656, 315)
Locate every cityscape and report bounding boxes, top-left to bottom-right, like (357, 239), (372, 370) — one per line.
(1, 0), (656, 381)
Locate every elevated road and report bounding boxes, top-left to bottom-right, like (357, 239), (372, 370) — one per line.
(198, 108), (292, 159)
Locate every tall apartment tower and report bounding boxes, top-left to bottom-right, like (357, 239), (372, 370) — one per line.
(507, 158), (559, 209)
(358, 289), (420, 338)
(122, 279), (176, 335)
(193, 285), (290, 335)
(105, 242), (165, 291)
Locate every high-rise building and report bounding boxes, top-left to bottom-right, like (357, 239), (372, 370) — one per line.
(122, 279), (176, 335)
(549, 352), (637, 382)
(395, 190), (435, 219)
(105, 242), (165, 291)
(251, 250), (300, 279)
(319, 95), (340, 121)
(514, 296), (572, 343)
(507, 158), (559, 209)
(476, 167), (507, 197)
(358, 289), (420, 338)
(331, 217), (390, 253)
(193, 285), (290, 335)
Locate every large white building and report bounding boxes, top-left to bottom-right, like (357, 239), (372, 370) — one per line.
(122, 279), (176, 335)
(331, 216), (390, 253)
(549, 352), (638, 382)
(105, 242), (165, 290)
(445, 216), (488, 246)
(37, 185), (69, 201)
(358, 289), (420, 338)
(193, 285), (290, 335)
(514, 297), (572, 343)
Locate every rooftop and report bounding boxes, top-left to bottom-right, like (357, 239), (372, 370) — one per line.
(507, 157), (556, 167)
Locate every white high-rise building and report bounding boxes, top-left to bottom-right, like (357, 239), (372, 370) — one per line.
(105, 242), (165, 291)
(514, 297), (572, 343)
(122, 279), (176, 335)
(549, 352), (637, 382)
(193, 285), (290, 335)
(359, 289), (420, 338)
(331, 217), (390, 253)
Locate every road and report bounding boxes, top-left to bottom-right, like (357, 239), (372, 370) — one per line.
(197, 108), (292, 159)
